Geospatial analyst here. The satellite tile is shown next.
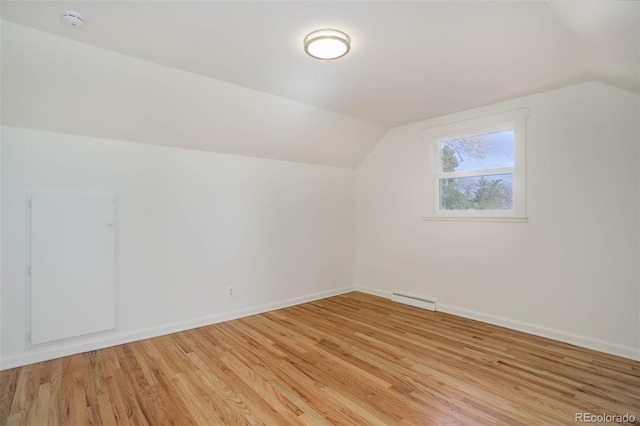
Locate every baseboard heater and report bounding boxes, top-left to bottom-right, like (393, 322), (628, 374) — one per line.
(391, 292), (437, 311)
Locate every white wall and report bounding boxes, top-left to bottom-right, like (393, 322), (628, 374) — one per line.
(356, 82), (640, 360)
(1, 126), (356, 369)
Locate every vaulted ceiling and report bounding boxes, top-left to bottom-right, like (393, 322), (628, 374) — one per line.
(2, 1), (638, 168)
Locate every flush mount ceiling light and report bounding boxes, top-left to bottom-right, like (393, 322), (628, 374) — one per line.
(304, 29), (351, 60)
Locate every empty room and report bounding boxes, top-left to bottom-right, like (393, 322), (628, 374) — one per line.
(1, 1), (639, 424)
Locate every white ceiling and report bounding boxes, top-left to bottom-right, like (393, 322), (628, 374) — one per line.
(1, 1), (638, 167)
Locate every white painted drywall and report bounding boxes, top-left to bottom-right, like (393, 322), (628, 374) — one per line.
(356, 82), (640, 359)
(1, 126), (356, 368)
(0, 18), (3, 363)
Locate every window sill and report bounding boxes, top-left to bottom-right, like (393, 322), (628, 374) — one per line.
(421, 215), (528, 223)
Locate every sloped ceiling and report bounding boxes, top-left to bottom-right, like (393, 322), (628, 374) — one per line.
(1, 1), (638, 168)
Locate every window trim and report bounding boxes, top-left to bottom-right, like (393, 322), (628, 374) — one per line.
(422, 108), (528, 222)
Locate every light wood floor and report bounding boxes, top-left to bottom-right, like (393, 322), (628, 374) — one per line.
(1, 292), (639, 425)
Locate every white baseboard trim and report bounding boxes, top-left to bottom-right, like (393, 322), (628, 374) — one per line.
(354, 285), (640, 361)
(437, 304), (639, 361)
(354, 284), (392, 299)
(0, 285), (357, 370)
(5, 285), (637, 368)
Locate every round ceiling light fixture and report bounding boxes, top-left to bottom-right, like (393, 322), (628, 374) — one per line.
(304, 29), (350, 60)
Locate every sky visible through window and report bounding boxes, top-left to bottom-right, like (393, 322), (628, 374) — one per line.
(438, 129), (514, 210)
(440, 130), (514, 173)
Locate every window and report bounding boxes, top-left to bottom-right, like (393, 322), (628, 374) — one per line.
(422, 108), (528, 221)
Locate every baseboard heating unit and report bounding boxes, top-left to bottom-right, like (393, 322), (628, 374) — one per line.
(391, 292), (437, 311)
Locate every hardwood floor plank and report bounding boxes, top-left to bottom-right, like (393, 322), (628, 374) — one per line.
(58, 358), (73, 426)
(107, 367), (148, 425)
(69, 357), (88, 426)
(1, 292), (638, 425)
(0, 368), (18, 422)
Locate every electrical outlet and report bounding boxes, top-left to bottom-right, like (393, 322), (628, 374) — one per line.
(227, 286), (234, 298)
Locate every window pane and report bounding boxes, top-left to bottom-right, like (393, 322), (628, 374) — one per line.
(440, 130), (514, 173)
(439, 174), (513, 210)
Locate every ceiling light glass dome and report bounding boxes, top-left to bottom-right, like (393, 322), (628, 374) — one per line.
(304, 29), (351, 60)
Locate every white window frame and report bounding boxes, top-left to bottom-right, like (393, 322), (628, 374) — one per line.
(422, 108), (528, 222)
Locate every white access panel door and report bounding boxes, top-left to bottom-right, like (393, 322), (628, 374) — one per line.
(29, 194), (117, 346)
